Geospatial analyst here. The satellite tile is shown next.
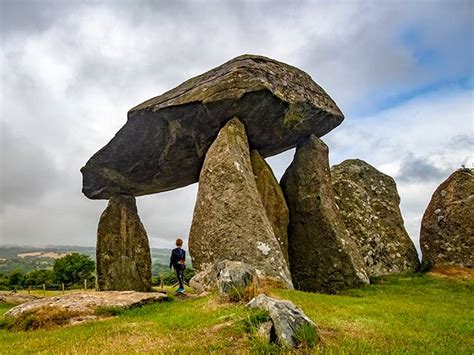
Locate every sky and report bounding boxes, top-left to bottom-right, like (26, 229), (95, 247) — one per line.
(0, 0), (473, 254)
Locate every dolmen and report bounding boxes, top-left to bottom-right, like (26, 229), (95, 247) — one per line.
(82, 54), (419, 293)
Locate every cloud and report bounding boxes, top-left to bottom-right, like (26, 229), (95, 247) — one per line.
(0, 0), (473, 250)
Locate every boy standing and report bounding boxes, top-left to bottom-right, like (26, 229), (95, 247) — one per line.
(169, 238), (186, 293)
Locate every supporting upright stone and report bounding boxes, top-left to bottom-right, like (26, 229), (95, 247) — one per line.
(332, 159), (420, 276)
(96, 194), (152, 291)
(251, 150), (290, 262)
(420, 168), (474, 268)
(189, 118), (293, 288)
(281, 135), (369, 293)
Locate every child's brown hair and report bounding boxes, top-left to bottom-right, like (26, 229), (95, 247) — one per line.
(175, 238), (183, 247)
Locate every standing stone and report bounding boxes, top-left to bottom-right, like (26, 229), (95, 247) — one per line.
(331, 159), (420, 276)
(251, 150), (290, 262)
(420, 168), (474, 268)
(281, 135), (369, 292)
(189, 118), (293, 288)
(96, 195), (152, 291)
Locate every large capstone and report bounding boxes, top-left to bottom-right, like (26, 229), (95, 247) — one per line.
(81, 54), (344, 199)
(331, 159), (420, 276)
(189, 118), (293, 288)
(251, 150), (290, 262)
(281, 135), (369, 292)
(96, 194), (152, 291)
(420, 168), (474, 268)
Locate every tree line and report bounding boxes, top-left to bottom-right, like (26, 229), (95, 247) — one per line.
(1, 252), (196, 290)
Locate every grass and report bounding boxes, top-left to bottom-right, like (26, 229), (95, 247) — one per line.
(0, 274), (473, 354)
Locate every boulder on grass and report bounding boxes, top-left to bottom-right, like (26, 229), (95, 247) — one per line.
(420, 168), (474, 268)
(331, 159), (420, 276)
(247, 294), (319, 348)
(216, 260), (256, 301)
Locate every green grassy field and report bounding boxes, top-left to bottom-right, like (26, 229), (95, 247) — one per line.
(1, 273), (473, 354)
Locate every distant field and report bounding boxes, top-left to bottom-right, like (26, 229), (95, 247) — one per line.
(1, 273), (473, 354)
(0, 246), (179, 274)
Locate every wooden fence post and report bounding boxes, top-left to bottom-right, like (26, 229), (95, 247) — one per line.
(28, 285), (31, 294)
(62, 283), (65, 294)
(43, 283), (46, 296)
(160, 273), (164, 289)
(84, 279), (87, 291)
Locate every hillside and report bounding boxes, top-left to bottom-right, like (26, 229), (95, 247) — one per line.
(1, 273), (472, 354)
(0, 246), (178, 274)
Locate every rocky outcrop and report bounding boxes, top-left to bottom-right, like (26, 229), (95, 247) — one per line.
(4, 291), (167, 328)
(251, 150), (289, 262)
(281, 136), (369, 292)
(0, 292), (42, 305)
(189, 118), (292, 288)
(81, 54), (344, 199)
(331, 159), (420, 276)
(96, 195), (152, 291)
(247, 294), (319, 348)
(420, 168), (474, 268)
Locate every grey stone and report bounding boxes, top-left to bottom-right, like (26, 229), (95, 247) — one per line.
(216, 260), (256, 300)
(96, 194), (152, 291)
(251, 150), (289, 262)
(331, 159), (420, 276)
(420, 168), (474, 268)
(281, 135), (369, 292)
(81, 54), (344, 199)
(4, 291), (167, 327)
(247, 294), (319, 348)
(189, 118), (292, 288)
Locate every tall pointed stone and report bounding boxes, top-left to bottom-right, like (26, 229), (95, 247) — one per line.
(96, 194), (152, 291)
(189, 118), (292, 288)
(281, 135), (369, 293)
(332, 159), (420, 276)
(250, 150), (290, 262)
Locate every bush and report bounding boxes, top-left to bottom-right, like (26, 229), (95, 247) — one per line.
(25, 269), (55, 286)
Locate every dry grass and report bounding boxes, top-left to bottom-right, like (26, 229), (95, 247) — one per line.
(3, 306), (85, 331)
(428, 265), (474, 280)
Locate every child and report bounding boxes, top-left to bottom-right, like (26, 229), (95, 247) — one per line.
(169, 238), (186, 293)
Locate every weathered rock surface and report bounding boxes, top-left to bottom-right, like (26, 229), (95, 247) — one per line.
(81, 54), (344, 199)
(251, 150), (290, 262)
(331, 159), (420, 276)
(4, 291), (167, 325)
(420, 168), (474, 268)
(281, 135), (369, 292)
(0, 292), (42, 305)
(247, 294), (319, 348)
(216, 261), (256, 300)
(97, 195), (152, 291)
(189, 118), (292, 288)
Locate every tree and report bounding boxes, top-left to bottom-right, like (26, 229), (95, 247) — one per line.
(8, 269), (26, 288)
(25, 269), (55, 286)
(53, 253), (95, 285)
